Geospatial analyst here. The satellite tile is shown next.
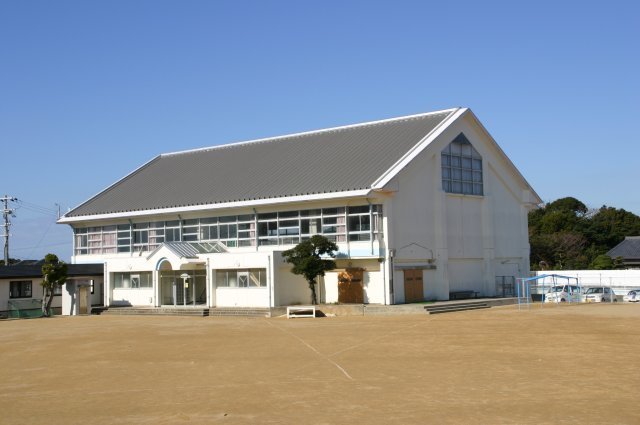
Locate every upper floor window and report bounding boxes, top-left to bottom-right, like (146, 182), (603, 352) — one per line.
(72, 204), (383, 255)
(441, 133), (483, 196)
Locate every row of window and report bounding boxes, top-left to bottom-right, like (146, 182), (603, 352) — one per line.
(111, 269), (267, 289)
(74, 205), (383, 255)
(9, 280), (62, 298)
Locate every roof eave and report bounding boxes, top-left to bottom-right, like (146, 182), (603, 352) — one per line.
(58, 189), (373, 224)
(371, 108), (466, 190)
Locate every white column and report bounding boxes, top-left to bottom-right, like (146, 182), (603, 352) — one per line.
(382, 197), (394, 304)
(103, 261), (110, 307)
(153, 269), (160, 307)
(481, 175), (496, 296)
(206, 258), (213, 308)
(433, 170), (450, 300)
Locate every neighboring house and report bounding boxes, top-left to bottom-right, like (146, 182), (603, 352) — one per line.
(0, 261), (104, 316)
(607, 236), (640, 269)
(57, 107), (541, 308)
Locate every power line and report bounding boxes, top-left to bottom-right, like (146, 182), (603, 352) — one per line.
(14, 199), (58, 217)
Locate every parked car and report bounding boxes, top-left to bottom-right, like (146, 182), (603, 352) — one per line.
(544, 285), (582, 303)
(622, 289), (640, 303)
(583, 287), (617, 303)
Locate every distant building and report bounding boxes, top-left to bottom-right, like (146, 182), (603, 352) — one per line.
(0, 261), (103, 317)
(607, 236), (640, 269)
(57, 108), (540, 309)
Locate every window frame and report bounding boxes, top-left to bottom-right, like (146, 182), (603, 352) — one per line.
(441, 133), (483, 196)
(10, 280), (33, 299)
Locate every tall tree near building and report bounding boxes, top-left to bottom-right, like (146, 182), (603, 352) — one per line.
(41, 253), (67, 317)
(529, 197), (640, 270)
(282, 235), (338, 305)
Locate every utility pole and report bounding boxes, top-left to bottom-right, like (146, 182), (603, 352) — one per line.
(2, 195), (17, 266)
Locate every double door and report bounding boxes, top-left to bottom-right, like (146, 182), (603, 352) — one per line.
(404, 269), (424, 303)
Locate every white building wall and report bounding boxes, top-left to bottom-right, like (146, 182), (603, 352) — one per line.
(275, 267), (313, 306)
(0, 278), (62, 313)
(386, 114), (534, 300)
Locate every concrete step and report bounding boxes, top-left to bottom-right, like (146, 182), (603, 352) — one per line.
(363, 305), (427, 315)
(208, 308), (270, 318)
(101, 307), (209, 317)
(425, 303), (490, 314)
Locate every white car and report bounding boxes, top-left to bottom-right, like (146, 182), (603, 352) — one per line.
(544, 285), (582, 303)
(583, 287), (617, 303)
(622, 289), (640, 302)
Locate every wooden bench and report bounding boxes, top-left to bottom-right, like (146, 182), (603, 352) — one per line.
(287, 305), (316, 319)
(449, 290), (478, 300)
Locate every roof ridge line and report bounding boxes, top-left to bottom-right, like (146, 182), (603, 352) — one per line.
(160, 108), (458, 158)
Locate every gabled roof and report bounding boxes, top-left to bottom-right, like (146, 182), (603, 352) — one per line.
(607, 237), (640, 259)
(61, 108), (461, 219)
(0, 263), (104, 279)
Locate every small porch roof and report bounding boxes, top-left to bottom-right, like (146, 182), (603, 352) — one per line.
(147, 242), (227, 260)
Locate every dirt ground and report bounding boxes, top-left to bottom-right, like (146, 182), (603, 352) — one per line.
(1, 303), (639, 425)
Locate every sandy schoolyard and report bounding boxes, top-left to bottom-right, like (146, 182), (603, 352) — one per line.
(1, 303), (639, 424)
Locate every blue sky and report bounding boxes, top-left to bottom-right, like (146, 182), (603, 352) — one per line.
(2, 0), (638, 261)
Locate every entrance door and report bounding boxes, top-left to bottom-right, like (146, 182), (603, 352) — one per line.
(404, 269), (424, 303)
(79, 286), (89, 314)
(338, 268), (364, 304)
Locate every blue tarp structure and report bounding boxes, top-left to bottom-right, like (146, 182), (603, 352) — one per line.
(516, 274), (580, 308)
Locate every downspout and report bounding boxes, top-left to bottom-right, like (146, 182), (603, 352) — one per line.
(389, 249), (395, 305)
(267, 255), (273, 309)
(367, 199), (374, 256)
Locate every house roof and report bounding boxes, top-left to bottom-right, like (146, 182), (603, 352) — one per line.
(62, 108), (459, 219)
(607, 237), (640, 259)
(0, 263), (104, 279)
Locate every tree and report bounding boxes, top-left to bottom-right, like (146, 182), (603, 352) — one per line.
(282, 235), (338, 305)
(529, 197), (640, 270)
(589, 254), (614, 270)
(41, 253), (67, 317)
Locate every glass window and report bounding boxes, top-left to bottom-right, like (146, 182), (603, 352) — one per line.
(10, 281), (32, 298)
(215, 269), (267, 287)
(113, 272), (152, 289)
(441, 133), (483, 195)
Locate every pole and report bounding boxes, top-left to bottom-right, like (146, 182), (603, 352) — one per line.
(2, 195), (17, 265)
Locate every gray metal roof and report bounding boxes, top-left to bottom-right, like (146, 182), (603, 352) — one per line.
(148, 242), (227, 259)
(65, 110), (456, 217)
(607, 237), (640, 259)
(0, 263), (103, 279)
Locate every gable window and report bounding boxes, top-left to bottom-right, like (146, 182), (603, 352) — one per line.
(441, 133), (483, 195)
(10, 281), (32, 298)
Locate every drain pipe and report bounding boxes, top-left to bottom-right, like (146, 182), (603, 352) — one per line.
(267, 255), (272, 308)
(389, 249), (395, 305)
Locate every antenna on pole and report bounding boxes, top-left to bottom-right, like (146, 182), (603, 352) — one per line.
(2, 195), (18, 266)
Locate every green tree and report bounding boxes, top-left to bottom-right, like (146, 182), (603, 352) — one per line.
(282, 235), (338, 305)
(589, 254), (614, 270)
(41, 253), (67, 317)
(529, 197), (640, 270)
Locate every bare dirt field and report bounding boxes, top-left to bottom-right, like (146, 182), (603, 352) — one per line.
(1, 303), (639, 425)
